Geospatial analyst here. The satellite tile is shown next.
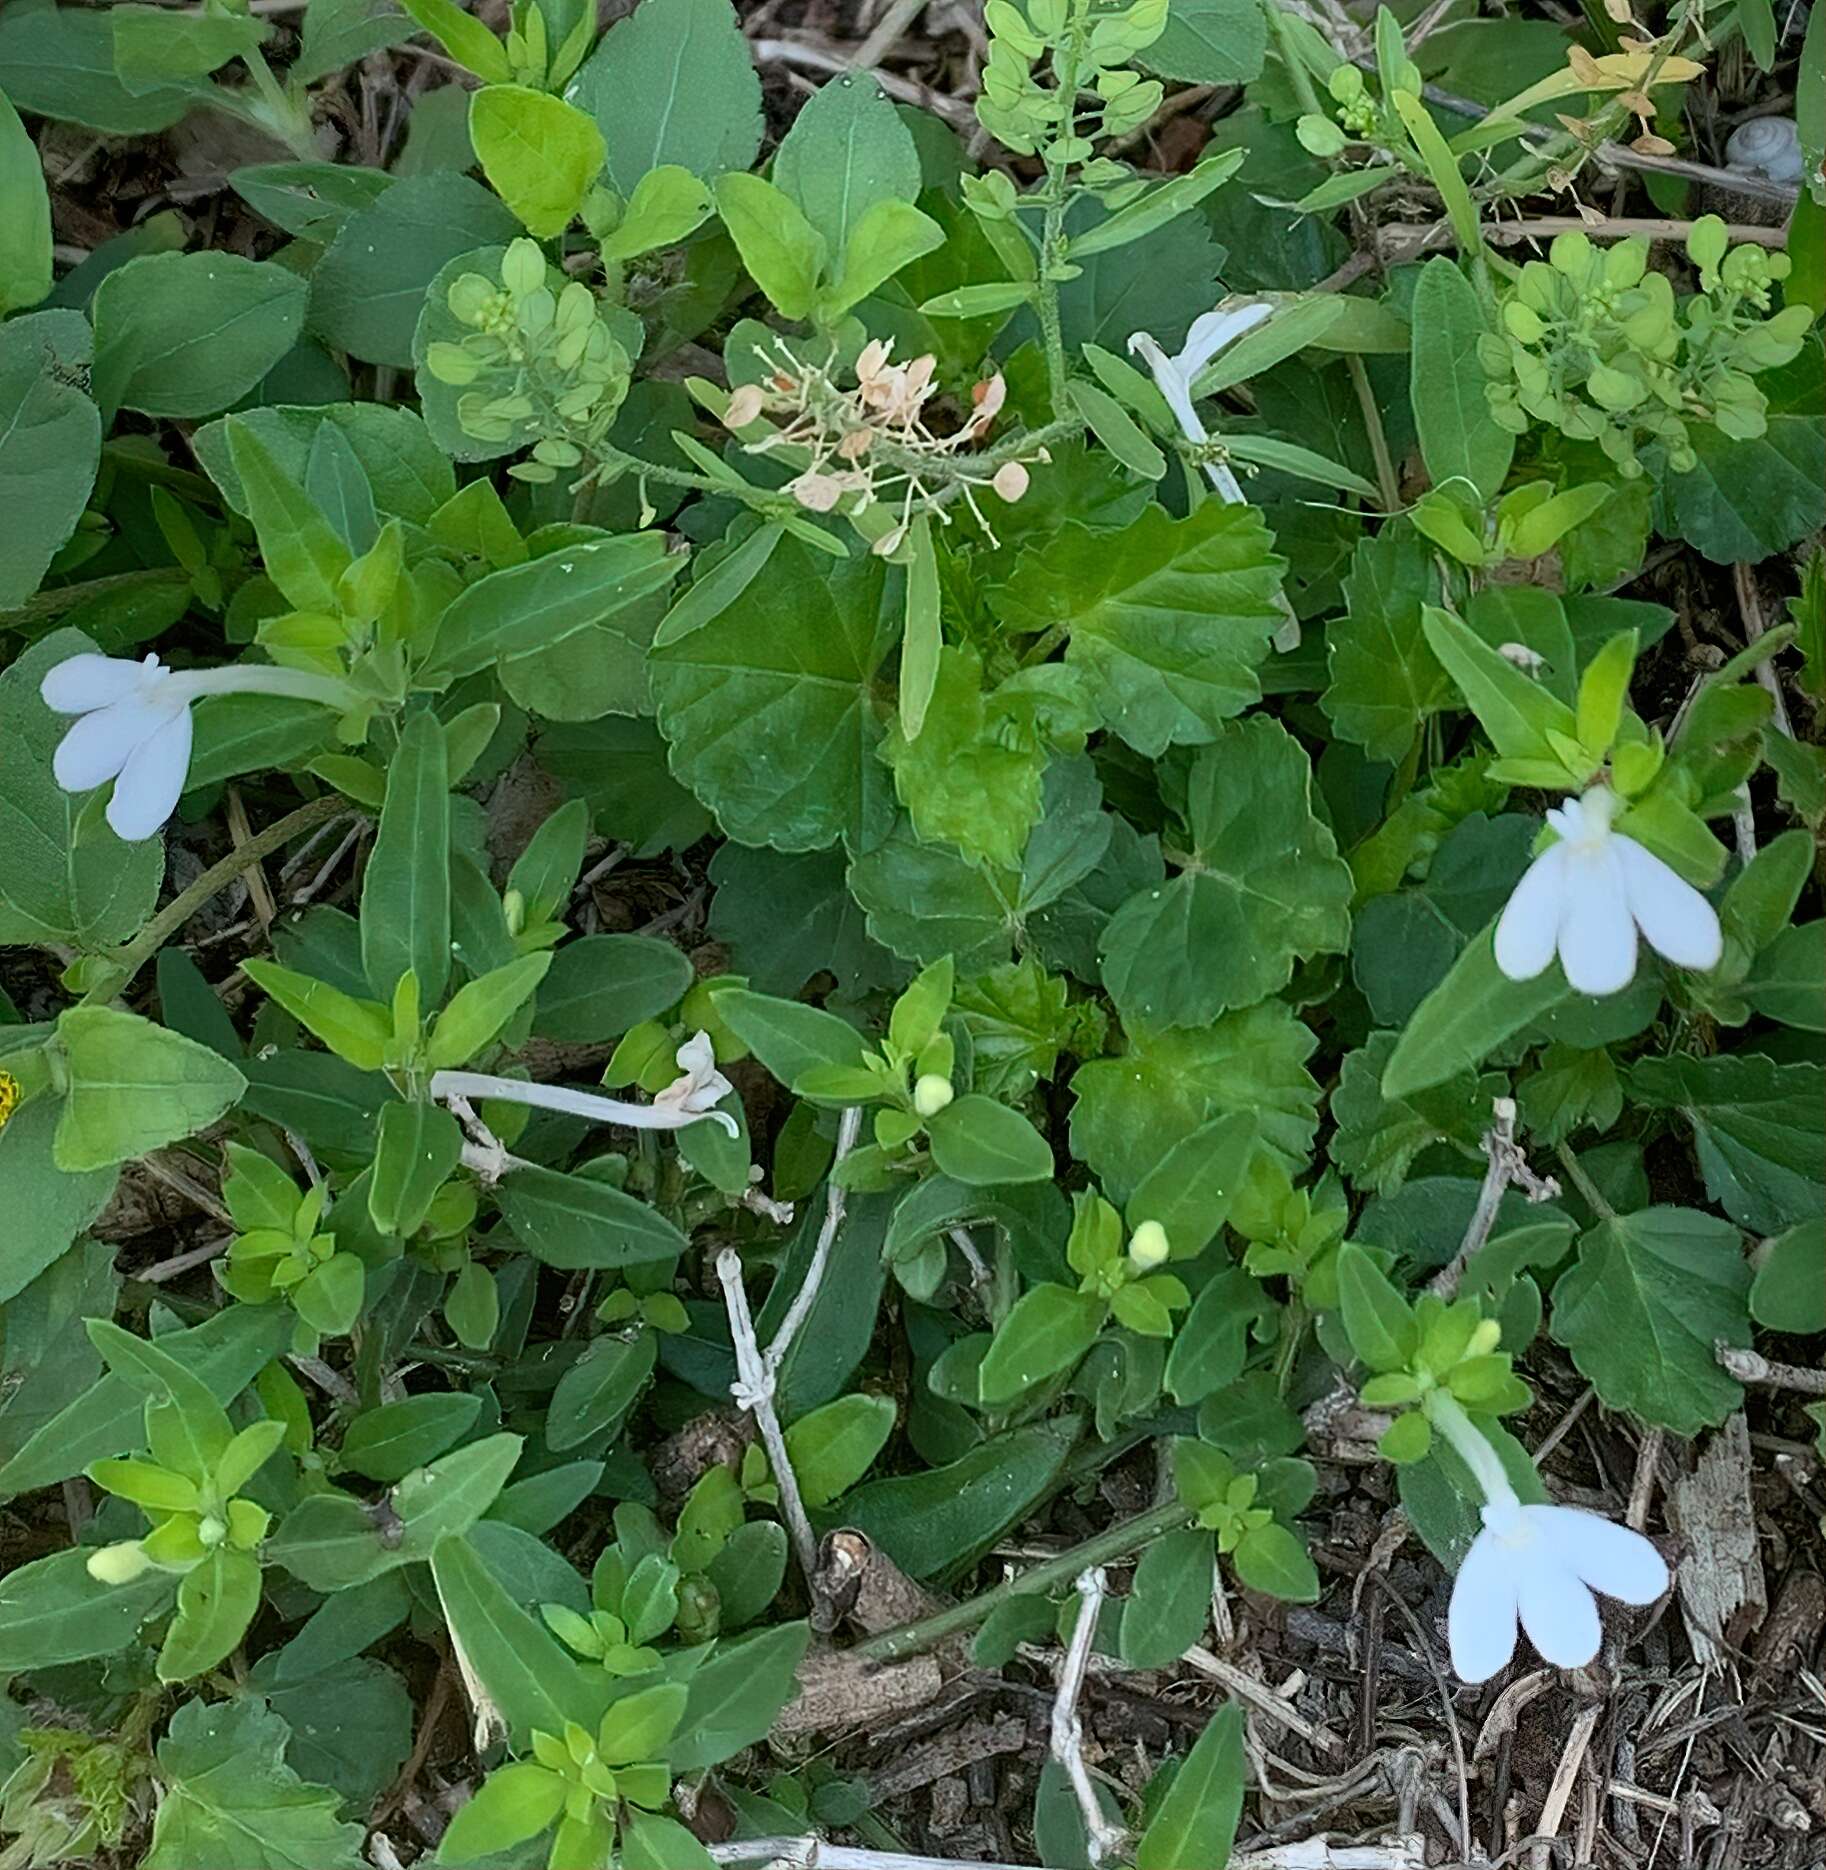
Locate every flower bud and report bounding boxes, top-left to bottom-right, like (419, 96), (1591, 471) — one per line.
(913, 1074), (954, 1117)
(198, 1514), (228, 1548)
(86, 1541), (152, 1585)
(1467, 1318), (1503, 1358)
(1128, 1220), (1170, 1269)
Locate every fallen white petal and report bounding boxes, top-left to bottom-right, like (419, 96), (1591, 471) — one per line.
(41, 652), (154, 714)
(1493, 843), (1567, 982)
(1557, 841), (1637, 996)
(1527, 1506), (1667, 1605)
(107, 705), (193, 841)
(1447, 1529), (1520, 1684)
(1614, 834), (1721, 972)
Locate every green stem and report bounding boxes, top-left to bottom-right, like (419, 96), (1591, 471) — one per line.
(852, 1499), (1193, 1664)
(1553, 1141), (1615, 1220)
(238, 48), (317, 159)
(1262, 0), (1324, 118)
(1346, 353), (1401, 512)
(82, 794), (349, 1008)
(1033, 18), (1089, 417)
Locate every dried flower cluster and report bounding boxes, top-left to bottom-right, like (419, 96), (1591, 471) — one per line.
(722, 338), (1044, 551)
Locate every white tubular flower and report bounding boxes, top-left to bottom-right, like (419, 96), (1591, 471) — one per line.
(1429, 1391), (1667, 1683)
(1128, 300), (1302, 651)
(1494, 788), (1722, 997)
(40, 652), (351, 843)
(1449, 1497), (1668, 1682)
(651, 1031), (739, 1136)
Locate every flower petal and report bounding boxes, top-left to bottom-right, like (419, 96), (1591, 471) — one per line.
(1556, 843), (1637, 995)
(1128, 332), (1205, 445)
(40, 653), (150, 714)
(1614, 835), (1721, 972)
(106, 704), (192, 842)
(1525, 1506), (1667, 1606)
(1515, 1559), (1601, 1669)
(1494, 844), (1568, 981)
(52, 701), (158, 792)
(1177, 301), (1276, 381)
(1448, 1530), (1520, 1684)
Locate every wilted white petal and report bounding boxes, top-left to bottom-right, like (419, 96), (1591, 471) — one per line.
(1526, 1506), (1667, 1606)
(1178, 300), (1276, 382)
(106, 706), (192, 842)
(52, 700), (164, 792)
(1557, 842), (1637, 995)
(1127, 331), (1205, 443)
(41, 652), (156, 714)
(1515, 1558), (1601, 1668)
(1493, 844), (1568, 982)
(673, 1031), (717, 1081)
(1447, 1529), (1520, 1683)
(1614, 835), (1721, 972)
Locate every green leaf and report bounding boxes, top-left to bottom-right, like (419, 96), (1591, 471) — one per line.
(86, 1317), (234, 1479)
(0, 0), (198, 133)
(0, 1094), (117, 1305)
(0, 87), (51, 314)
(54, 1005), (245, 1173)
(1629, 1054), (1826, 1234)
(340, 1394), (482, 1483)
(196, 402), (455, 526)
(1321, 531), (1451, 763)
(823, 196), (945, 316)
(840, 1426), (1073, 1579)
(292, 0), (410, 85)
(925, 1095), (1054, 1185)
(773, 70), (921, 253)
(240, 960), (391, 1071)
(547, 1330), (657, 1451)
(369, 1101), (463, 1237)
(899, 515), (942, 740)
(623, 1812), (716, 1870)
(714, 171), (825, 321)
(1551, 1207), (1751, 1435)
(569, 0), (762, 193)
(1068, 379), (1167, 478)
(1219, 431), (1379, 499)
(1332, 1029), (1501, 1196)
(1136, 0), (1266, 84)
(1100, 716), (1352, 1027)
(1231, 1520), (1320, 1601)
(781, 1393), (896, 1507)
(1127, 1110), (1257, 1259)
(666, 1621), (811, 1768)
(1742, 922), (1826, 1030)
(1120, 1525), (1214, 1668)
(0, 1547), (172, 1672)
(1165, 1269), (1264, 1407)
(469, 85), (605, 237)
(1409, 255), (1512, 504)
(439, 1764), (566, 1862)
(496, 1166), (689, 1269)
(1750, 1221), (1825, 1333)
(159, 1547), (262, 1683)
(529, 936), (689, 1042)
(427, 952), (553, 1067)
(361, 711), (450, 1005)
(0, 314), (101, 610)
(1071, 1001), (1321, 1204)
(314, 173), (519, 369)
(394, 0), (510, 80)
(225, 420), (353, 615)
(599, 164), (716, 260)
(1134, 1702), (1245, 1870)
(110, 5), (265, 85)
(143, 1698), (365, 1870)
(1421, 604), (1581, 766)
(91, 252), (306, 420)
(977, 1284), (1106, 1405)
(1069, 150), (1247, 258)
(651, 538), (899, 852)
(1336, 1242), (1419, 1371)
(990, 504), (1284, 757)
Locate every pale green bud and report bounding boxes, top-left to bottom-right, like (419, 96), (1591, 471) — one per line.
(1128, 1220), (1170, 1270)
(86, 1540), (153, 1584)
(913, 1074), (954, 1117)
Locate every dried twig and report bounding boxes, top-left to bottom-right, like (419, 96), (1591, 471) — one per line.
(1051, 1569), (1128, 1866)
(1430, 1098), (1561, 1300)
(1716, 1343), (1826, 1394)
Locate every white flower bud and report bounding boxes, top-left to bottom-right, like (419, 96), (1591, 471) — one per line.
(1128, 1220), (1170, 1269)
(913, 1074), (954, 1117)
(86, 1541), (153, 1585)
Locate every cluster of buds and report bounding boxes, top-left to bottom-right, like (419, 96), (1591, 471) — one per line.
(722, 338), (1044, 551)
(1483, 223), (1812, 475)
(1296, 62), (1397, 157)
(423, 238), (633, 484)
(977, 0), (1167, 162)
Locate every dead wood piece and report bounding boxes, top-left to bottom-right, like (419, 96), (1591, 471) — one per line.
(813, 1529), (947, 1638)
(1669, 1413), (1768, 1669)
(773, 1650), (945, 1739)
(868, 1713), (1027, 1802)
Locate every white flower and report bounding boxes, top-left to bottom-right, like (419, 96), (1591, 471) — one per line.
(1449, 1497), (1668, 1682)
(43, 653), (196, 843)
(652, 1031), (738, 1136)
(40, 651), (351, 843)
(1494, 787), (1721, 997)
